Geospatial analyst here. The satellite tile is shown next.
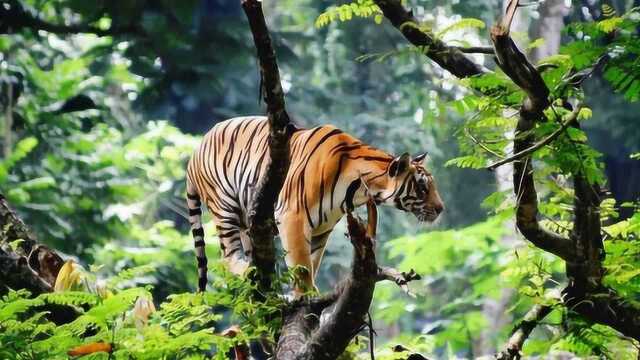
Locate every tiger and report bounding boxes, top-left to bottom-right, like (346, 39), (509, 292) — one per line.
(186, 116), (444, 292)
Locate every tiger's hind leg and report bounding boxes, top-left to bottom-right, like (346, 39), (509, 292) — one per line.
(212, 207), (251, 276)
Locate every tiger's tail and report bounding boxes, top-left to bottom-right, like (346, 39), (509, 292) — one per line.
(186, 181), (208, 292)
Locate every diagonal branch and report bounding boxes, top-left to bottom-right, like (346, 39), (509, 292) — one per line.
(241, 0), (292, 292)
(373, 0), (485, 78)
(487, 104), (582, 171)
(495, 304), (552, 360)
(453, 46), (496, 55)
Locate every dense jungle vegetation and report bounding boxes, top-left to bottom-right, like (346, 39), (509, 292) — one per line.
(1, 0), (639, 358)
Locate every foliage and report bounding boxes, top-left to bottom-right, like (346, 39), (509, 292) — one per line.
(0, 262), (292, 360)
(563, 7), (640, 102)
(315, 0), (383, 28)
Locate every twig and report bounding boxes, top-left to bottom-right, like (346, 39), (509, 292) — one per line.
(377, 267), (421, 297)
(373, 0), (485, 78)
(486, 104), (582, 170)
(464, 127), (506, 159)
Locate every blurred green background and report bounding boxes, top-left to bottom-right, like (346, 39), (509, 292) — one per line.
(1, 0), (639, 358)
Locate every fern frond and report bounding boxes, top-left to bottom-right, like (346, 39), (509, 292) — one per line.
(315, 0), (382, 28)
(436, 18), (485, 38)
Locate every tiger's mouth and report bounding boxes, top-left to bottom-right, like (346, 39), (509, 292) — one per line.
(414, 208), (440, 223)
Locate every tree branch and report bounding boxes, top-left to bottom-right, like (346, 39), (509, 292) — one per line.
(241, 0), (292, 292)
(453, 46), (495, 55)
(0, 194), (63, 295)
(563, 285), (640, 340)
(373, 0), (485, 78)
(0, 194), (37, 255)
(274, 201), (423, 359)
(495, 305), (552, 360)
(276, 209), (378, 360)
(300, 212), (378, 360)
(489, 15), (574, 262)
(486, 104), (582, 171)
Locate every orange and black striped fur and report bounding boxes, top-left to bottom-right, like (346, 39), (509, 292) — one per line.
(186, 116), (444, 292)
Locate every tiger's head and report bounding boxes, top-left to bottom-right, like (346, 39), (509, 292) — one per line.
(369, 152), (444, 223)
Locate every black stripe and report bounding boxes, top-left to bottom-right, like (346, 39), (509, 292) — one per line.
(218, 230), (240, 238)
(226, 247), (242, 257)
(198, 276), (207, 292)
(192, 227), (204, 237)
(344, 178), (362, 212)
(194, 239), (205, 247)
(317, 174), (325, 225)
(189, 208), (202, 216)
(187, 193), (200, 200)
(197, 256), (208, 267)
(330, 154), (347, 209)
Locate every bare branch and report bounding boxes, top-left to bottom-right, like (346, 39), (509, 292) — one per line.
(373, 0), (485, 78)
(495, 305), (552, 360)
(501, 0), (520, 33)
(377, 267), (421, 296)
(490, 26), (549, 108)
(453, 46), (495, 55)
(488, 11), (574, 261)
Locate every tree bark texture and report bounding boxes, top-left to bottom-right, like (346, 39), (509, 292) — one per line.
(241, 0), (292, 292)
(275, 211), (378, 360)
(0, 194), (63, 295)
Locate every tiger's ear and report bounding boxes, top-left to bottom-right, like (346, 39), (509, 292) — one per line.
(413, 152), (428, 165)
(389, 152), (411, 177)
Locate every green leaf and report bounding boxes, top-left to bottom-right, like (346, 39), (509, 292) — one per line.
(436, 18), (485, 38)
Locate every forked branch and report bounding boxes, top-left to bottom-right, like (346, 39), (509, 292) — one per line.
(276, 202), (421, 359)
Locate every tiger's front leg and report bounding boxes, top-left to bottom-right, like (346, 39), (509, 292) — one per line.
(277, 216), (315, 294)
